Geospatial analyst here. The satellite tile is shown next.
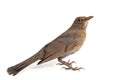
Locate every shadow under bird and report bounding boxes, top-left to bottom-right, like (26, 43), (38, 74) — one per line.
(7, 16), (93, 76)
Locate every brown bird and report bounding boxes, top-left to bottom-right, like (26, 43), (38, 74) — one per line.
(7, 16), (93, 76)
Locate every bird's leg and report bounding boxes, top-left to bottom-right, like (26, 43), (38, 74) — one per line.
(57, 57), (84, 71)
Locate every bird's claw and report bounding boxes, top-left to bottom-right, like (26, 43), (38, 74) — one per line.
(57, 59), (84, 71)
(66, 60), (76, 66)
(62, 66), (84, 71)
(57, 60), (75, 66)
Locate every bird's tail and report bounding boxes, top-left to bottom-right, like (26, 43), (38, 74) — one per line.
(7, 53), (41, 76)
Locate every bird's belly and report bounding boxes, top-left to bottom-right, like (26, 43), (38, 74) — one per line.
(64, 43), (82, 57)
(71, 36), (86, 53)
(72, 42), (83, 52)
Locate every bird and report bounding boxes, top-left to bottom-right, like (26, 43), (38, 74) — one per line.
(7, 16), (93, 76)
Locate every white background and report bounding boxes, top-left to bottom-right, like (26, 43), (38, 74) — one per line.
(0, 0), (120, 80)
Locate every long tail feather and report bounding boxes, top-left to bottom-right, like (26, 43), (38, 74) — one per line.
(7, 53), (40, 76)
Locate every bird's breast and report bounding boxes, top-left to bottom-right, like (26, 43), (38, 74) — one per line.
(72, 31), (86, 52)
(64, 30), (86, 56)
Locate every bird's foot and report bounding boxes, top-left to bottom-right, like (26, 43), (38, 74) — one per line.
(57, 59), (84, 71)
(57, 60), (75, 66)
(62, 66), (84, 71)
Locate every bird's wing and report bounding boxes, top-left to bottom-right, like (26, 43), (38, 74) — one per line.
(38, 40), (66, 64)
(39, 32), (82, 64)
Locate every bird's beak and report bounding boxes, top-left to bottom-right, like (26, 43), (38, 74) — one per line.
(86, 16), (93, 21)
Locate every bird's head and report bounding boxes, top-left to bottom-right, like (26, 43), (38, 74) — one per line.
(72, 16), (93, 30)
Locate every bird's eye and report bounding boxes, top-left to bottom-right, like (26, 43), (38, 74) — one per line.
(80, 18), (85, 22)
(78, 19), (80, 21)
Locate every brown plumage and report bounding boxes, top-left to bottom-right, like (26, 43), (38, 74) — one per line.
(7, 16), (93, 76)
